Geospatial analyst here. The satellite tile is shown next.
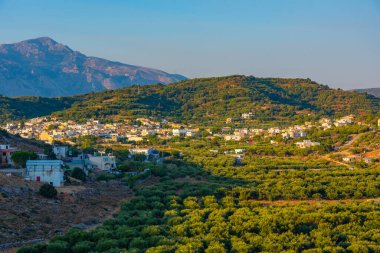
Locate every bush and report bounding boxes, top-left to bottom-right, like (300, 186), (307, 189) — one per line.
(11, 150), (38, 168)
(72, 241), (95, 253)
(96, 173), (117, 181)
(46, 241), (69, 253)
(71, 167), (86, 181)
(39, 183), (58, 198)
(17, 245), (47, 253)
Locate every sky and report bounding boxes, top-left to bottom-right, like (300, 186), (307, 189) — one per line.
(0, 0), (379, 89)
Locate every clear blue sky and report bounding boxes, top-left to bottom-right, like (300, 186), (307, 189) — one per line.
(0, 0), (379, 89)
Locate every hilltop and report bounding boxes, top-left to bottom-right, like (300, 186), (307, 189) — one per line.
(0, 37), (186, 97)
(52, 75), (380, 124)
(0, 76), (379, 125)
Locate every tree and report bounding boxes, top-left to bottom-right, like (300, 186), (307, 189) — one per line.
(71, 167), (86, 181)
(11, 150), (37, 168)
(205, 241), (226, 253)
(39, 183), (58, 198)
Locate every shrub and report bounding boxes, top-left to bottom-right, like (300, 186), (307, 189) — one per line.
(72, 241), (95, 253)
(39, 183), (58, 198)
(11, 150), (38, 168)
(71, 167), (86, 181)
(46, 241), (69, 253)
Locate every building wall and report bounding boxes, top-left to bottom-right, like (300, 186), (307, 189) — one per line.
(88, 156), (116, 171)
(26, 162), (64, 187)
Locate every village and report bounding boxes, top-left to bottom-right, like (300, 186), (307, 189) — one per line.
(0, 113), (377, 187)
(1, 114), (359, 147)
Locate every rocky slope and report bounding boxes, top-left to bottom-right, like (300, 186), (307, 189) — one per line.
(0, 37), (186, 97)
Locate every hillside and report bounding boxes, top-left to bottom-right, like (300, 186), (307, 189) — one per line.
(0, 37), (186, 97)
(355, 87), (380, 98)
(51, 75), (380, 124)
(0, 96), (76, 123)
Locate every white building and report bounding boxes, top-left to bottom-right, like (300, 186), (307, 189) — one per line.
(129, 148), (160, 160)
(25, 160), (64, 187)
(173, 129), (187, 136)
(241, 112), (254, 119)
(295, 140), (320, 149)
(224, 135), (242, 141)
(53, 145), (68, 159)
(87, 154), (116, 171)
(0, 144), (16, 167)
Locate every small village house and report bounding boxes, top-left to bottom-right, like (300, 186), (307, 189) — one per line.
(25, 160), (64, 187)
(295, 140), (320, 149)
(129, 148), (160, 160)
(53, 145), (68, 158)
(87, 153), (116, 171)
(0, 144), (17, 167)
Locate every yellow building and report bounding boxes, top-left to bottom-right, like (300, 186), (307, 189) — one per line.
(39, 132), (53, 143)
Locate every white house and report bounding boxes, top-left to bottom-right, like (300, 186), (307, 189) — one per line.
(0, 144), (17, 167)
(87, 154), (116, 171)
(241, 112), (254, 119)
(173, 129), (187, 136)
(129, 148), (160, 160)
(25, 160), (64, 187)
(295, 140), (320, 149)
(53, 145), (68, 159)
(224, 135), (242, 141)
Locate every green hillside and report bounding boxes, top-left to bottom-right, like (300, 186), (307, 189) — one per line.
(1, 76), (378, 125)
(0, 96), (77, 123)
(52, 76), (380, 124)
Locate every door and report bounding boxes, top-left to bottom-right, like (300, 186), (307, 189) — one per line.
(36, 176), (40, 182)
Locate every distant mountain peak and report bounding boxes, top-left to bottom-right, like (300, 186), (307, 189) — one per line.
(355, 87), (380, 98)
(0, 37), (187, 97)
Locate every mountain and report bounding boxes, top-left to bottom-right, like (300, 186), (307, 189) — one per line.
(0, 37), (187, 97)
(51, 76), (380, 124)
(355, 88), (380, 98)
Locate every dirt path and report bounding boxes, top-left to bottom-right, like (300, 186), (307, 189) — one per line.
(337, 133), (364, 150)
(322, 155), (354, 169)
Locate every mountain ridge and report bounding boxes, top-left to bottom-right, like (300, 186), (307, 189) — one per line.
(355, 87), (380, 98)
(51, 75), (380, 124)
(0, 37), (187, 97)
(0, 75), (379, 124)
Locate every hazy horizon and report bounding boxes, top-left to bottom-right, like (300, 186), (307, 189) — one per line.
(0, 0), (379, 89)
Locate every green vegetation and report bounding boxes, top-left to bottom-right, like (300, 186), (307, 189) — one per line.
(39, 183), (58, 198)
(51, 76), (380, 125)
(20, 154), (380, 252)
(11, 150), (37, 168)
(1, 76), (379, 125)
(70, 167), (86, 182)
(11, 76), (380, 252)
(0, 95), (76, 123)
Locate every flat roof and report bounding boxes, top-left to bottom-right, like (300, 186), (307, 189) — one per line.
(26, 160), (63, 164)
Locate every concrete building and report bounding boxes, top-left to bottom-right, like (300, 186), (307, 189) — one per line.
(241, 112), (254, 119)
(53, 145), (68, 159)
(25, 160), (64, 187)
(0, 144), (17, 167)
(295, 140), (320, 149)
(87, 154), (116, 171)
(129, 148), (160, 160)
